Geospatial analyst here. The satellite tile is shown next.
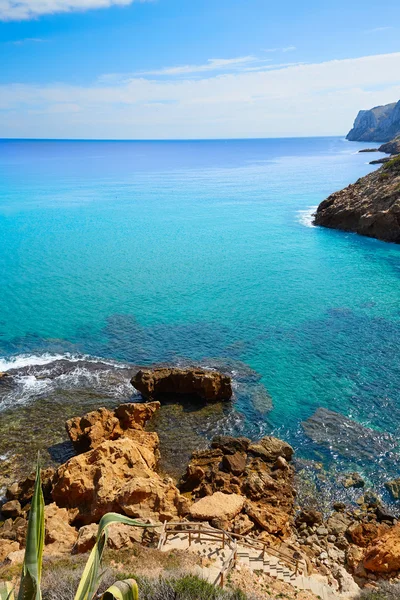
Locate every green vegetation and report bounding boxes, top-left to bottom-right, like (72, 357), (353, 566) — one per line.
(357, 581), (400, 600)
(383, 155), (400, 171)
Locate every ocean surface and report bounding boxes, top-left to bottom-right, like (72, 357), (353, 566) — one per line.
(1, 137), (399, 503)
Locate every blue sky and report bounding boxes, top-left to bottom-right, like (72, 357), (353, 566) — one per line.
(1, 0), (400, 138)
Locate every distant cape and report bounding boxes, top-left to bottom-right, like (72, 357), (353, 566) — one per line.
(346, 100), (400, 142)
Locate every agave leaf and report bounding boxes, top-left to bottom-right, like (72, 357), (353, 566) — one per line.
(100, 579), (139, 600)
(0, 582), (15, 600)
(17, 462), (45, 600)
(74, 513), (159, 600)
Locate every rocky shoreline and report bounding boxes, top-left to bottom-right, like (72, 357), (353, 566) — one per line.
(2, 369), (400, 597)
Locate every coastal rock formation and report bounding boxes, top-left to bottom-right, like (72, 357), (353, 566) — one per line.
(44, 503), (78, 554)
(363, 523), (400, 573)
(52, 437), (189, 525)
(189, 491), (245, 521)
(347, 101), (400, 142)
(379, 136), (400, 155)
(314, 156), (400, 243)
(302, 407), (397, 461)
(131, 367), (232, 402)
(180, 434), (295, 539)
(65, 401), (160, 453)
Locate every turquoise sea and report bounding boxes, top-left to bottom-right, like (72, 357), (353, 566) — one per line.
(1, 137), (399, 500)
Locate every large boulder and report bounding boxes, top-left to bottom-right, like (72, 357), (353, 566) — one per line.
(0, 539), (20, 563)
(73, 522), (144, 555)
(52, 437), (189, 526)
(363, 523), (400, 573)
(66, 402), (160, 453)
(248, 436), (294, 463)
(189, 492), (244, 521)
(131, 368), (232, 402)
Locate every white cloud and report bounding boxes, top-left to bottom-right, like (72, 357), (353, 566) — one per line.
(1, 52), (400, 139)
(364, 26), (393, 34)
(10, 37), (46, 45)
(0, 0), (148, 21)
(139, 56), (261, 76)
(262, 46), (296, 53)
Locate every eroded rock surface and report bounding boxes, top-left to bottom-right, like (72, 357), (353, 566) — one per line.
(131, 367), (232, 402)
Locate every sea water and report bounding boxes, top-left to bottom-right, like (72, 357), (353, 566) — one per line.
(1, 137), (399, 498)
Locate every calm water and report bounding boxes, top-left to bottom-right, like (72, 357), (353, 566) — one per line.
(1, 137), (399, 497)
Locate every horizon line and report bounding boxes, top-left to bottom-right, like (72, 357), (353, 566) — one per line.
(0, 134), (349, 142)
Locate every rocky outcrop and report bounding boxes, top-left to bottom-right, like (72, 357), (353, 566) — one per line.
(180, 435), (295, 539)
(189, 491), (245, 521)
(379, 136), (400, 155)
(65, 401), (160, 453)
(52, 437), (189, 526)
(302, 407), (397, 461)
(314, 156), (400, 243)
(44, 503), (78, 554)
(131, 367), (232, 402)
(347, 101), (400, 142)
(363, 523), (400, 573)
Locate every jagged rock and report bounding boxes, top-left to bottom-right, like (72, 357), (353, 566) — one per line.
(211, 436), (250, 455)
(346, 545), (365, 571)
(332, 565), (360, 596)
(222, 453), (246, 476)
(189, 492), (244, 521)
(379, 136), (400, 154)
(52, 437), (188, 526)
(364, 523), (400, 573)
(326, 513), (351, 536)
(0, 500), (21, 519)
(6, 468), (54, 506)
(248, 437), (294, 462)
(0, 539), (20, 562)
(385, 478), (400, 500)
(347, 522), (388, 548)
(302, 408), (397, 460)
(347, 101), (400, 142)
(232, 513), (254, 535)
(314, 157), (400, 244)
(5, 549), (25, 565)
(44, 503), (78, 554)
(0, 517), (28, 546)
(245, 501), (290, 536)
(342, 473), (365, 489)
(131, 367), (232, 402)
(295, 510), (323, 527)
(73, 523), (98, 554)
(66, 402), (160, 453)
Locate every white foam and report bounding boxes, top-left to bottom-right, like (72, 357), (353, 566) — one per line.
(297, 206), (318, 228)
(0, 352), (129, 372)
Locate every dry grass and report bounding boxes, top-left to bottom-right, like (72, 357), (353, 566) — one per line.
(357, 581), (400, 600)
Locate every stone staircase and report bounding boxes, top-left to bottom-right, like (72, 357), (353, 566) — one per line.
(160, 530), (346, 600)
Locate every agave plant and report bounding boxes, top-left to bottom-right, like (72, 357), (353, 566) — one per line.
(0, 464), (156, 600)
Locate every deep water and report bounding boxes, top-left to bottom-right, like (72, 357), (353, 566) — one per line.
(1, 137), (399, 503)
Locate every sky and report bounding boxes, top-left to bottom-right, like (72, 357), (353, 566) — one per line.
(1, 0), (400, 139)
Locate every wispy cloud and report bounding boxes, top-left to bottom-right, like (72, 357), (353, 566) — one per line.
(0, 0), (150, 21)
(1, 52), (400, 139)
(364, 26), (393, 34)
(10, 37), (47, 45)
(138, 56), (266, 76)
(262, 46), (297, 53)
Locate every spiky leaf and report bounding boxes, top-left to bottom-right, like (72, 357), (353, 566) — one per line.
(17, 462), (45, 600)
(74, 513), (158, 600)
(100, 579), (139, 600)
(0, 582), (15, 600)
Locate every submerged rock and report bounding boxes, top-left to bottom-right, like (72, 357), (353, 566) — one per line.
(385, 478), (400, 500)
(302, 407), (397, 461)
(131, 367), (232, 402)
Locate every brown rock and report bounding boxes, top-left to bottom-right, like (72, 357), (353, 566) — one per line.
(248, 437), (293, 462)
(211, 436), (250, 454)
(1, 500), (21, 519)
(52, 437), (187, 526)
(347, 522), (388, 548)
(327, 513), (351, 536)
(0, 517), (28, 546)
(364, 523), (400, 573)
(6, 468), (54, 506)
(131, 367), (232, 402)
(346, 545), (365, 571)
(66, 401), (160, 452)
(222, 453), (246, 476)
(189, 492), (244, 521)
(385, 478), (400, 500)
(73, 523), (98, 554)
(0, 539), (20, 562)
(232, 513), (254, 535)
(44, 504), (78, 553)
(5, 549), (25, 565)
(295, 509), (323, 527)
(246, 501), (290, 536)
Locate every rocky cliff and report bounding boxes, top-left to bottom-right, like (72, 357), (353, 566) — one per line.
(314, 156), (400, 243)
(347, 100), (400, 142)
